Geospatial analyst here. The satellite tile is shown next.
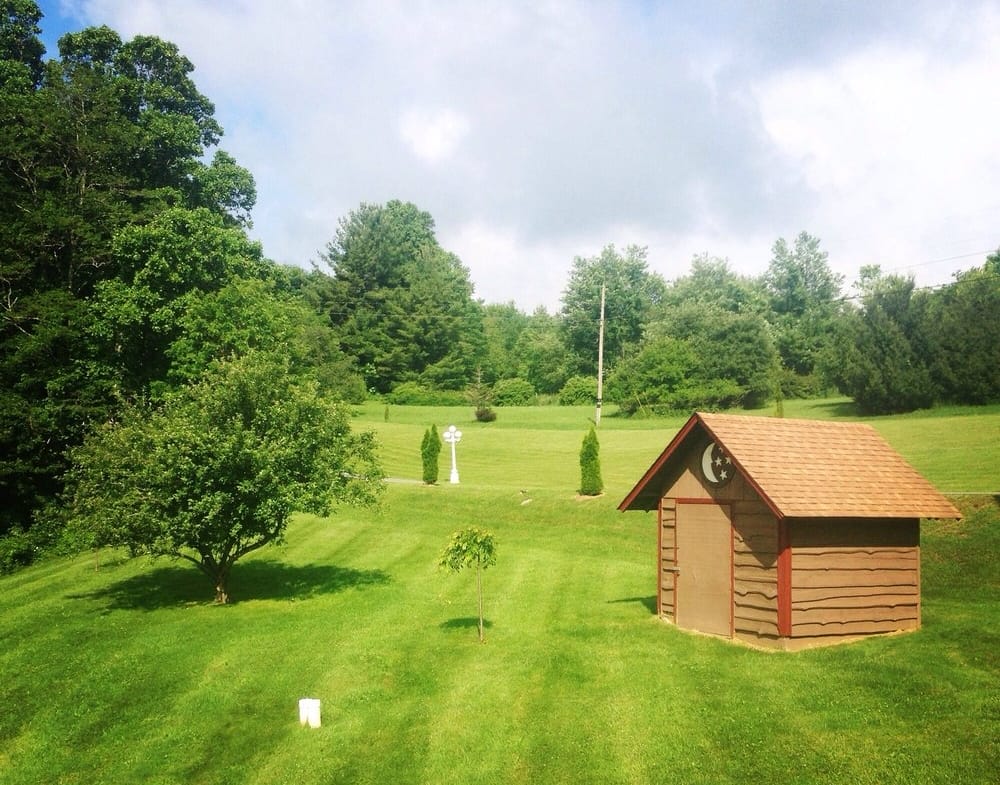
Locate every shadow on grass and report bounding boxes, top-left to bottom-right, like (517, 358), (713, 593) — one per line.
(810, 400), (860, 419)
(440, 617), (493, 631)
(68, 560), (391, 610)
(608, 595), (657, 615)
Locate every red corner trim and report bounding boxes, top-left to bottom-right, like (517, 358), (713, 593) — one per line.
(777, 520), (792, 637)
(656, 498), (663, 616)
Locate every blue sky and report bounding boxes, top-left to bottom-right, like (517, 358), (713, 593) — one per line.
(36, 1), (1000, 310)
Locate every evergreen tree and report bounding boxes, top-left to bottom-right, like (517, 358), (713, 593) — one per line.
(825, 269), (934, 414)
(421, 424), (441, 485)
(579, 427), (603, 496)
(319, 201), (485, 393)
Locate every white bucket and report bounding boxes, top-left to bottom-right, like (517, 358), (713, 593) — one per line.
(298, 698), (321, 728)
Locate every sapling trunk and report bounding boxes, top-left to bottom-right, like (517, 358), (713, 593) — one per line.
(477, 563), (484, 642)
(439, 527), (496, 642)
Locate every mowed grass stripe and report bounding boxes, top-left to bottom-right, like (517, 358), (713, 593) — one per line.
(1, 404), (998, 784)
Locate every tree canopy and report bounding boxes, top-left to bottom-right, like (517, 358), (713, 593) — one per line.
(439, 527), (498, 642)
(0, 5), (263, 538)
(3, 3), (999, 569)
(319, 200), (485, 393)
(560, 244), (666, 376)
(66, 354), (383, 602)
(762, 232), (844, 393)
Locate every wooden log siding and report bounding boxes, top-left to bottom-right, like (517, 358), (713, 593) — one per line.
(732, 502), (779, 638)
(659, 499), (677, 620)
(789, 518), (920, 637)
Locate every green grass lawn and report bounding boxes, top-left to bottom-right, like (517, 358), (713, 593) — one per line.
(367, 398), (1000, 495)
(1, 401), (998, 784)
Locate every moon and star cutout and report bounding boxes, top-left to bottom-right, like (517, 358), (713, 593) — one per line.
(700, 442), (734, 488)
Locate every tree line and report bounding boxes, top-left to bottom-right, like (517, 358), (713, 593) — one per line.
(2, 4), (998, 569)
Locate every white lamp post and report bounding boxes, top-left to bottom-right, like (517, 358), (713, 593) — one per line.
(443, 425), (462, 484)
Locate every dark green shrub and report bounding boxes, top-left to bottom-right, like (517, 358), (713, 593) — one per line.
(0, 528), (35, 574)
(559, 376), (596, 405)
(492, 378), (536, 406)
(387, 382), (466, 406)
(579, 427), (603, 496)
(777, 369), (825, 400)
(421, 425), (441, 484)
(475, 406), (497, 422)
(323, 370), (368, 404)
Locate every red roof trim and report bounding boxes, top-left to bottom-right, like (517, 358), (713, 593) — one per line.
(621, 411), (959, 520)
(696, 415), (785, 522)
(617, 413), (701, 512)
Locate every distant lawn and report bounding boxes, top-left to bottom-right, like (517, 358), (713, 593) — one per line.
(1, 403), (997, 784)
(361, 398), (1000, 494)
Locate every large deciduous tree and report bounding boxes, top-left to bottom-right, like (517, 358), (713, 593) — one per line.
(89, 206), (268, 397)
(661, 254), (765, 314)
(0, 6), (258, 536)
(605, 336), (704, 415)
(0, 0), (45, 89)
(762, 232), (843, 393)
(646, 302), (778, 410)
(560, 244), (666, 376)
(515, 307), (571, 394)
(481, 301), (531, 383)
(66, 354), (383, 603)
(165, 277), (365, 402)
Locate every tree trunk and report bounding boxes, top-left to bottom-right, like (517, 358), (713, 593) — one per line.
(214, 567), (230, 604)
(476, 563), (484, 643)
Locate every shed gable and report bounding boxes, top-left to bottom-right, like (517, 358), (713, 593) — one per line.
(620, 413), (961, 520)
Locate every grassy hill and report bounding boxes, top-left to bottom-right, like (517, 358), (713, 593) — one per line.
(1, 401), (997, 784)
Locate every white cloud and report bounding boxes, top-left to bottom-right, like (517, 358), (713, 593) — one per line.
(398, 108), (471, 165)
(51, 0), (1000, 307)
(753, 5), (1000, 287)
(442, 221), (579, 312)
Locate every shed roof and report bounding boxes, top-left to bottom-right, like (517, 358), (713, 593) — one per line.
(619, 412), (961, 520)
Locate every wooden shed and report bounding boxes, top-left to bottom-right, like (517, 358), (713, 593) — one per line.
(619, 412), (961, 650)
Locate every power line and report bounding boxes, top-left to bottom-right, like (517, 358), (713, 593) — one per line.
(883, 249), (996, 274)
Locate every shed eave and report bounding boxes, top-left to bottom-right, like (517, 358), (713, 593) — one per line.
(618, 413), (701, 512)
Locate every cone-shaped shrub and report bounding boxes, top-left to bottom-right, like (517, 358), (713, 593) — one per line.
(421, 424), (441, 484)
(579, 426), (603, 496)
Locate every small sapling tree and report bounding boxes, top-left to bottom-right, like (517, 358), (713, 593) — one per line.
(66, 354), (383, 603)
(421, 424), (441, 484)
(467, 367), (496, 422)
(439, 528), (497, 642)
(579, 426), (603, 496)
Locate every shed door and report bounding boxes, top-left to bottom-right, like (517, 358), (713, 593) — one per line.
(675, 503), (732, 637)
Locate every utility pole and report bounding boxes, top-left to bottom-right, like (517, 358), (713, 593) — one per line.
(595, 282), (606, 426)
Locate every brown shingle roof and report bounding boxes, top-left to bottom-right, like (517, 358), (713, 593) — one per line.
(620, 412), (961, 519)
